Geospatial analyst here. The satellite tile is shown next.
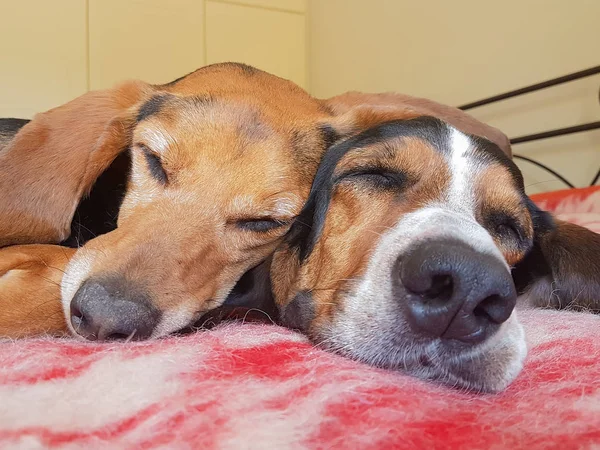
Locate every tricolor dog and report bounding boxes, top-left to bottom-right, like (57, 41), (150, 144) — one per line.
(268, 117), (600, 392)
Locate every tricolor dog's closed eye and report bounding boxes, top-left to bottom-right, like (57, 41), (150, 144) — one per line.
(269, 116), (600, 393)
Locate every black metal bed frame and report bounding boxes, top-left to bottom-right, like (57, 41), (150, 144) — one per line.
(458, 65), (600, 189)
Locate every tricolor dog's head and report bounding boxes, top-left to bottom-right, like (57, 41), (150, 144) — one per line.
(270, 116), (600, 392)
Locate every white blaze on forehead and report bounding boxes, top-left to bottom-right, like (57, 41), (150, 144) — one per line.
(446, 127), (479, 214)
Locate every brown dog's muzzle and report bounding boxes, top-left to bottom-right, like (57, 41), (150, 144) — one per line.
(61, 198), (278, 340)
(70, 277), (161, 341)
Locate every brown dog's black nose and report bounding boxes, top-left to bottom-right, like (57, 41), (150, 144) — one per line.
(399, 240), (516, 343)
(70, 278), (160, 341)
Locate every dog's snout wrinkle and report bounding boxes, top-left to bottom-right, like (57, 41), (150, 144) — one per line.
(70, 278), (161, 341)
(398, 240), (517, 344)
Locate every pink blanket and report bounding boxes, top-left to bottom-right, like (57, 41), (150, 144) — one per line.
(1, 187), (599, 449)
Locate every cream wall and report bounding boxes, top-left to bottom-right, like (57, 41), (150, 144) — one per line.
(308, 0), (600, 193)
(0, 0), (307, 117)
(0, 0), (88, 119)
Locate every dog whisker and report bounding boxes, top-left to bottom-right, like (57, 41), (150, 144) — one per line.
(32, 273), (62, 288)
(39, 260), (68, 276)
(124, 329), (137, 343)
(241, 308), (276, 325)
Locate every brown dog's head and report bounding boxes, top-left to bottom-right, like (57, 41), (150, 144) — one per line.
(270, 116), (600, 392)
(54, 64), (343, 340)
(0, 63), (332, 340)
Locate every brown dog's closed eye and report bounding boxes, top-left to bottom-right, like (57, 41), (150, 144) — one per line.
(138, 143), (169, 184)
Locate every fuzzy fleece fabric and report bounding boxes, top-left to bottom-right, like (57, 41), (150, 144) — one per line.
(0, 186), (599, 450)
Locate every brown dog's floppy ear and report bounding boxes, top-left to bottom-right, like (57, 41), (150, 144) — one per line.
(0, 80), (153, 247)
(513, 199), (600, 312)
(324, 92), (512, 157)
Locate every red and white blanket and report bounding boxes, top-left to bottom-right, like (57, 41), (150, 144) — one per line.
(1, 187), (600, 450)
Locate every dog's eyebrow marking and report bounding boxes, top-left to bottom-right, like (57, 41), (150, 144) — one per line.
(273, 195), (301, 217)
(138, 127), (173, 155)
(231, 193), (301, 219)
(137, 95), (170, 122)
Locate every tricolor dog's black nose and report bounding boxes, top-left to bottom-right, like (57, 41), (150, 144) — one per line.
(70, 278), (160, 341)
(399, 240), (516, 343)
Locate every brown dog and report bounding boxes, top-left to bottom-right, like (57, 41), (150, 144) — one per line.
(0, 66), (514, 339)
(269, 116), (600, 392)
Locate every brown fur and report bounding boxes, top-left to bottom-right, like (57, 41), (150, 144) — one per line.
(0, 81), (151, 246)
(324, 92), (512, 157)
(0, 245), (74, 337)
(1, 64), (334, 337)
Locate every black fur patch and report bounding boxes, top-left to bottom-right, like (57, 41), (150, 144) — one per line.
(61, 151), (131, 248)
(190, 259), (279, 330)
(136, 95), (169, 122)
(319, 124), (340, 149)
(281, 290), (315, 332)
(0, 118), (29, 134)
(471, 135), (525, 192)
(221, 259), (277, 316)
(511, 197), (556, 293)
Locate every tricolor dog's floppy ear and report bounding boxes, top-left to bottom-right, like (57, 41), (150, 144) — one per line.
(514, 199), (600, 312)
(0, 80), (153, 247)
(324, 91), (512, 157)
